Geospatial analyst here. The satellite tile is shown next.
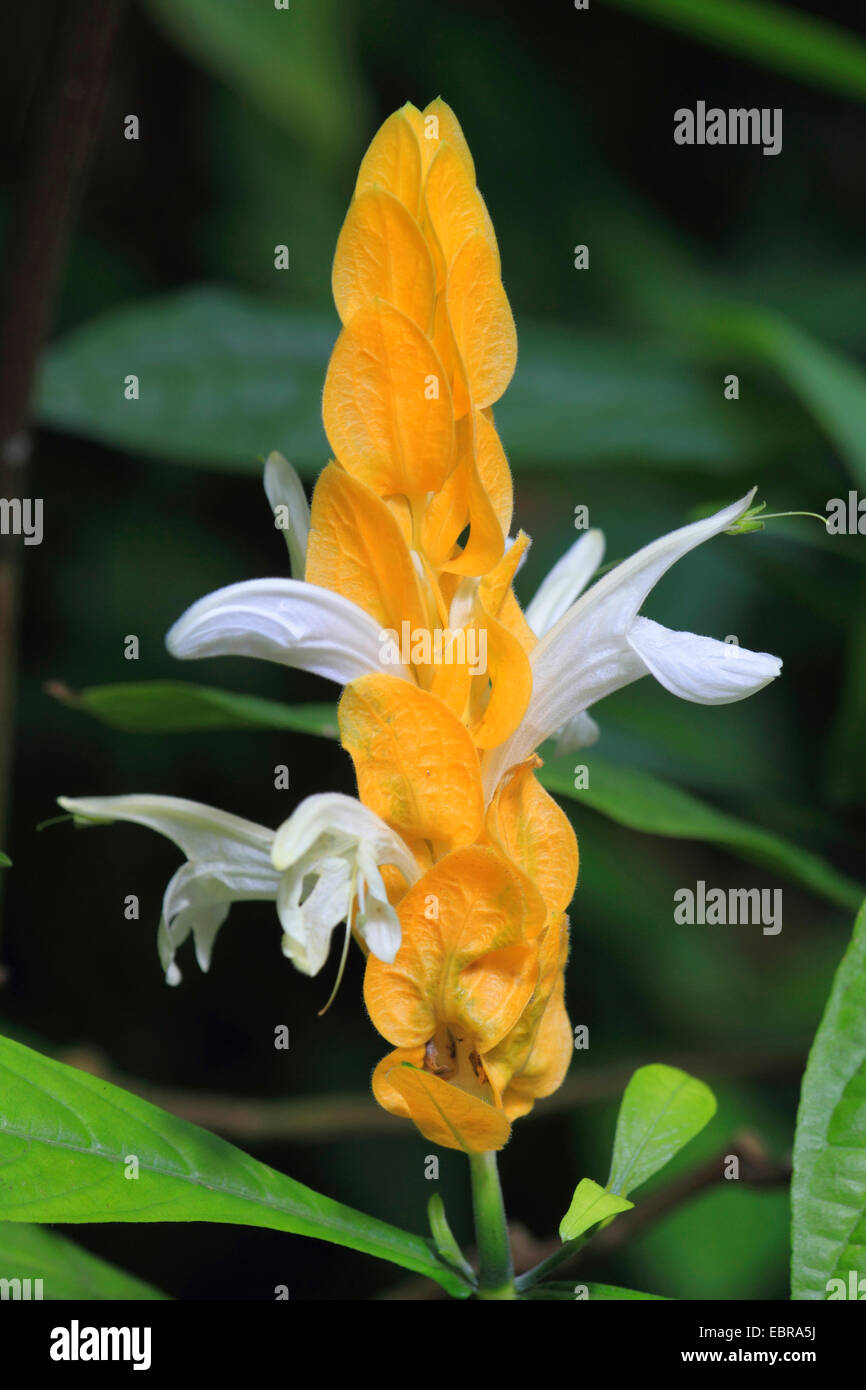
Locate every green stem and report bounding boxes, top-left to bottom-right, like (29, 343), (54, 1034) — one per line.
(469, 1152), (516, 1299)
(515, 1234), (590, 1292)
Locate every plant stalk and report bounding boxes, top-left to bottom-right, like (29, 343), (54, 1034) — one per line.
(469, 1151), (515, 1299)
(515, 1234), (589, 1292)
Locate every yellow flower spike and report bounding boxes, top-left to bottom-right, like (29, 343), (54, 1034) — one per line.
(491, 583), (538, 656)
(332, 189), (436, 332)
(305, 463), (429, 637)
(428, 243), (453, 333)
(475, 408), (514, 536)
(407, 97), (476, 181)
(421, 414), (505, 576)
(374, 862), (412, 918)
(484, 759), (579, 917)
(501, 967), (572, 1121)
(374, 1055), (511, 1153)
(354, 105), (423, 218)
(383, 493), (413, 548)
(325, 102), (574, 1153)
(458, 941), (541, 1051)
(418, 454), (468, 567)
(323, 299), (455, 497)
(364, 845), (541, 1053)
(338, 675), (485, 850)
(485, 912), (571, 1117)
(428, 638), (475, 722)
(424, 142), (500, 275)
(486, 910), (569, 1083)
(371, 1043), (426, 1114)
(447, 231), (517, 411)
(396, 834), (435, 878)
(479, 529), (532, 617)
(466, 602), (533, 749)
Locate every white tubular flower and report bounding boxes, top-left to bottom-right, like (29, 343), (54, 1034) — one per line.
(165, 577), (411, 685)
(264, 451), (310, 578)
(525, 528), (605, 636)
(167, 454), (413, 687)
(59, 790), (420, 986)
(525, 528), (606, 750)
(57, 794), (280, 985)
(483, 491), (782, 797)
(271, 793), (420, 976)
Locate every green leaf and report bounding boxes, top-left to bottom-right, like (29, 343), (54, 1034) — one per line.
(558, 1178), (633, 1242)
(607, 0), (866, 103)
(540, 754), (865, 912)
(0, 1224), (167, 1300)
(48, 679), (338, 738)
(0, 1034), (467, 1298)
(791, 895), (866, 1300)
(427, 1194), (475, 1287)
(0, 851), (10, 867)
(497, 323), (783, 473)
(704, 306), (866, 491)
(36, 288), (788, 476)
(146, 0), (367, 162)
(37, 290), (333, 473)
(608, 1064), (717, 1196)
(522, 1280), (667, 1300)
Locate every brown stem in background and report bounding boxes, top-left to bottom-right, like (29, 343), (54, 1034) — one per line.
(0, 0), (124, 924)
(57, 1041), (805, 1144)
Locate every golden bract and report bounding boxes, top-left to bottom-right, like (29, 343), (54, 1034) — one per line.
(308, 99), (577, 1151)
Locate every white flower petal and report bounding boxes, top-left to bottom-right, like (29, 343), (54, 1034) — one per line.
(58, 793), (274, 863)
(525, 529), (605, 636)
(358, 896), (402, 965)
(272, 792), (418, 971)
(166, 578), (409, 686)
(554, 709), (601, 756)
(627, 618), (782, 704)
(482, 491), (778, 795)
(59, 794), (280, 980)
(555, 490), (759, 637)
(162, 859), (280, 973)
(264, 452), (310, 578)
(272, 792), (418, 885)
(483, 623), (645, 795)
(277, 857), (352, 976)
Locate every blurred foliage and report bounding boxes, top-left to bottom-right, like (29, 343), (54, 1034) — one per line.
(147, 0), (369, 163)
(2, 0), (865, 1300)
(607, 0), (866, 100)
(0, 1223), (167, 1300)
(39, 287), (798, 474)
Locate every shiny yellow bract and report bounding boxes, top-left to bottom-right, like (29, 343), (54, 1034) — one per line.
(307, 99), (576, 1152)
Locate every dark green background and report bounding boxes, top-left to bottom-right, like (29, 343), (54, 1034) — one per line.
(2, 0), (865, 1299)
